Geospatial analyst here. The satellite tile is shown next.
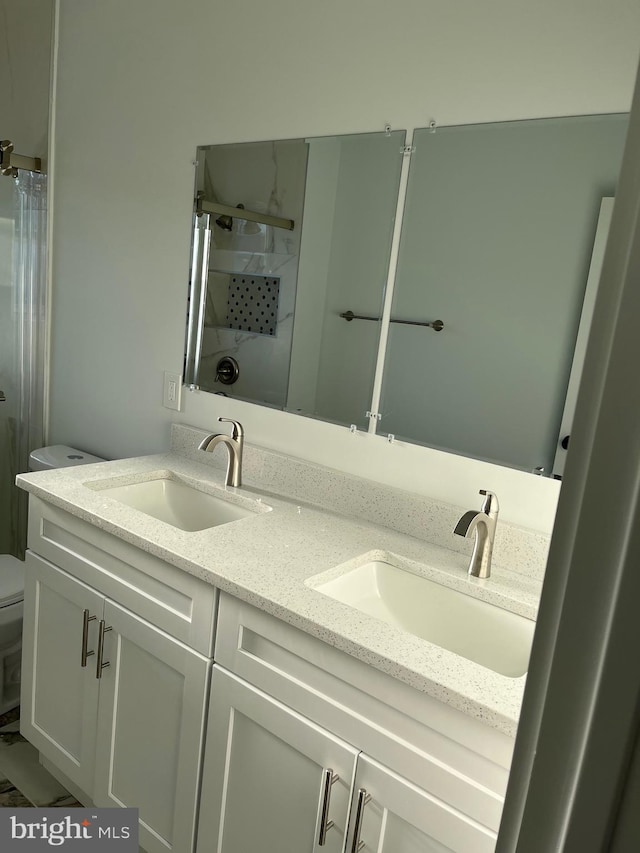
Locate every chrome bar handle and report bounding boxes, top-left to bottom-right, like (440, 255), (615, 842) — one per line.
(96, 620), (113, 679)
(81, 609), (97, 667)
(350, 788), (371, 853)
(318, 768), (339, 846)
(340, 310), (444, 331)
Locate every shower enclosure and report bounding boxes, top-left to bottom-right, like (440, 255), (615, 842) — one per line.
(0, 165), (47, 557)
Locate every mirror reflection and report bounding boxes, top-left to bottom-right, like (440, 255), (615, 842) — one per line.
(185, 115), (628, 478)
(186, 130), (405, 429)
(379, 114), (627, 475)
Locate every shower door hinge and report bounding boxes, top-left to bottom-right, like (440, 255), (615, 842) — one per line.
(401, 145), (415, 156)
(365, 411), (382, 422)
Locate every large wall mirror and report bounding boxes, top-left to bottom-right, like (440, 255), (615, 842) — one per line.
(184, 114), (628, 477)
(185, 130), (406, 430)
(381, 114), (628, 476)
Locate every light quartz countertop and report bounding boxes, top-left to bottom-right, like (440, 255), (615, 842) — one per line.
(17, 449), (543, 737)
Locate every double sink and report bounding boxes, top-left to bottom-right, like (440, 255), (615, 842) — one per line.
(87, 470), (535, 679)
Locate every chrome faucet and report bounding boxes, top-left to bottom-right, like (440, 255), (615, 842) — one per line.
(453, 490), (499, 579)
(198, 418), (244, 487)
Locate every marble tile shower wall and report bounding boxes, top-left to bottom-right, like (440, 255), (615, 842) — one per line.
(172, 424), (550, 580)
(199, 140), (307, 407)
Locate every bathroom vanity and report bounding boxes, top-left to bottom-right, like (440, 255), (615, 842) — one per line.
(16, 425), (545, 853)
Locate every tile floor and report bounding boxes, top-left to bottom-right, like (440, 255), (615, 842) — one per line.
(0, 707), (80, 808)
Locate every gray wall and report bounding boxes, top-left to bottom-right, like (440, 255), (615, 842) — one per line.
(0, 0), (52, 158)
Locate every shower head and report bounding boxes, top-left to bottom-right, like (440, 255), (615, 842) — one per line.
(216, 203), (244, 231)
(215, 214), (232, 230)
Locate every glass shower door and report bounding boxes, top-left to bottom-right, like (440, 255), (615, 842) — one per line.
(0, 177), (18, 554)
(0, 171), (47, 557)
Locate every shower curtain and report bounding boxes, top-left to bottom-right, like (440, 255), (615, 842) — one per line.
(0, 171), (47, 558)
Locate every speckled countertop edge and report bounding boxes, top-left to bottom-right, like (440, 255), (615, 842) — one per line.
(17, 452), (542, 737)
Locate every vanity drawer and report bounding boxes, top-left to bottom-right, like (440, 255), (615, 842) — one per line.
(215, 592), (512, 833)
(27, 496), (217, 656)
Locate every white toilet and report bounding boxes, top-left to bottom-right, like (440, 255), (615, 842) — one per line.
(0, 444), (105, 714)
(0, 558), (27, 714)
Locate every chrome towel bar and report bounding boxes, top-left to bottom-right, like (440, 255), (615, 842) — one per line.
(339, 310), (444, 331)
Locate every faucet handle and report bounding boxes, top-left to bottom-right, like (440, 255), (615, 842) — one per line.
(479, 489), (499, 517)
(218, 417), (244, 441)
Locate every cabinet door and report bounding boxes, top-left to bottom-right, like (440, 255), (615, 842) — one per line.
(197, 667), (359, 853)
(93, 600), (210, 853)
(345, 755), (497, 853)
(21, 552), (102, 796)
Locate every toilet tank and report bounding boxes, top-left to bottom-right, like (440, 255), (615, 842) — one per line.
(29, 444), (106, 471)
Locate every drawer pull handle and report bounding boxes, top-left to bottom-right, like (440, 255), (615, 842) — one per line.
(318, 768), (339, 846)
(96, 620), (113, 679)
(81, 609), (97, 667)
(351, 788), (371, 853)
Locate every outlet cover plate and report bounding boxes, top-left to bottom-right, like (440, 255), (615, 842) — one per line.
(163, 371), (182, 411)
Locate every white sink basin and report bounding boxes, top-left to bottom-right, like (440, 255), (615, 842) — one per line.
(92, 476), (269, 532)
(310, 560), (534, 677)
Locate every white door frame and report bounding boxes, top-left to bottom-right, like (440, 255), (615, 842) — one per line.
(497, 58), (640, 852)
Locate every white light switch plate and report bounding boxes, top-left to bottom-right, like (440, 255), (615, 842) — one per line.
(163, 371), (182, 411)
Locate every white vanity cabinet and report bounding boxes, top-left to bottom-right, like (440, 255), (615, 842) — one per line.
(21, 554), (102, 795)
(198, 594), (514, 853)
(21, 497), (217, 853)
(345, 755), (491, 853)
(199, 666), (496, 853)
(202, 667), (359, 853)
(20, 494), (517, 853)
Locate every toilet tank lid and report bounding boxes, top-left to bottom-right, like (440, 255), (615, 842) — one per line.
(29, 445), (106, 471)
(0, 556), (24, 606)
